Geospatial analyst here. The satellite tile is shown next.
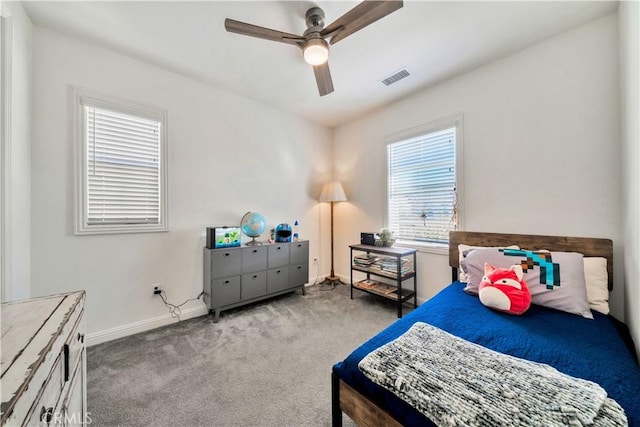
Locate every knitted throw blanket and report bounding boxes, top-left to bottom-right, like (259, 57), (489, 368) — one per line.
(358, 322), (628, 427)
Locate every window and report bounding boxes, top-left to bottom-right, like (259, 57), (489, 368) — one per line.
(386, 114), (463, 248)
(75, 89), (168, 234)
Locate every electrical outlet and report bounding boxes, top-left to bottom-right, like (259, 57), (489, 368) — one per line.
(152, 284), (162, 295)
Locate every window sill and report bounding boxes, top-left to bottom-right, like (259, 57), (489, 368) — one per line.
(74, 224), (169, 236)
(392, 240), (448, 255)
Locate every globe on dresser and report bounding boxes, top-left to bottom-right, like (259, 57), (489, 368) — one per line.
(241, 212), (267, 246)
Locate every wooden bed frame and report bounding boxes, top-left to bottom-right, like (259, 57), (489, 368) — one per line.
(331, 231), (613, 427)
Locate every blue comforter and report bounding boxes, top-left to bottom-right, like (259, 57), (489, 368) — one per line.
(333, 282), (640, 426)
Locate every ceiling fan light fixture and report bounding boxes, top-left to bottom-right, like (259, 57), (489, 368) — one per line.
(303, 39), (329, 65)
(224, 1), (403, 96)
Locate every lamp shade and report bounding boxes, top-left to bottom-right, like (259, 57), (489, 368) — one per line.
(319, 181), (347, 202)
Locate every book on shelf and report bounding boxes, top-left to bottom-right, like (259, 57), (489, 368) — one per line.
(353, 253), (415, 277)
(355, 279), (397, 295)
(353, 254), (379, 266)
(355, 279), (377, 289)
(376, 256), (414, 274)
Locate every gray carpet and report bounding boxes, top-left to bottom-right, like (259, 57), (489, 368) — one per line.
(87, 283), (408, 426)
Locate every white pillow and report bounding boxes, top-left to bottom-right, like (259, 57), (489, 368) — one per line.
(458, 244), (519, 282)
(584, 257), (609, 315)
(514, 250), (609, 316)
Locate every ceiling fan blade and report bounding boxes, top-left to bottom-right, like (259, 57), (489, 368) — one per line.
(321, 0), (403, 45)
(225, 18), (304, 46)
(313, 62), (334, 96)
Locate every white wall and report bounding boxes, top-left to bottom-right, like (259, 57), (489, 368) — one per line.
(333, 14), (625, 317)
(620, 1), (640, 356)
(2, 1), (31, 301)
(30, 27), (332, 343)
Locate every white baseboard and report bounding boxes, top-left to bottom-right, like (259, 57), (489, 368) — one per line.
(86, 304), (209, 347)
(87, 277), (424, 347)
(86, 281), (321, 347)
(87, 283), (315, 347)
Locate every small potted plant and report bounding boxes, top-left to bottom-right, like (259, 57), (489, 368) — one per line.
(375, 228), (396, 247)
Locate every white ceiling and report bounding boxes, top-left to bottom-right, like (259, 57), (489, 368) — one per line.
(23, 1), (617, 128)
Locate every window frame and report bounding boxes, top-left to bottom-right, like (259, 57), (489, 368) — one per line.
(384, 113), (464, 254)
(1, 3), (12, 302)
(74, 88), (169, 235)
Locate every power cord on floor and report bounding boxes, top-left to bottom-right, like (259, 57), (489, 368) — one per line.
(312, 258), (321, 285)
(157, 290), (205, 321)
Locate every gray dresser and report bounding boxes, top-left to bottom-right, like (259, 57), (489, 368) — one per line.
(203, 240), (309, 321)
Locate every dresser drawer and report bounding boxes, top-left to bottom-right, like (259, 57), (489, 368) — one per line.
(241, 271), (267, 300)
(64, 311), (86, 383)
(290, 241), (309, 265)
(268, 244), (290, 268)
(24, 354), (64, 426)
(211, 276), (241, 307)
(242, 246), (267, 273)
(211, 249), (242, 278)
(267, 266), (290, 293)
(60, 350), (86, 427)
(289, 263), (309, 287)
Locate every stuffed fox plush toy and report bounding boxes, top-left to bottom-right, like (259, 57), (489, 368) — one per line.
(479, 263), (531, 315)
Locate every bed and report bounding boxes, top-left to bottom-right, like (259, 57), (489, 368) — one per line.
(331, 231), (640, 426)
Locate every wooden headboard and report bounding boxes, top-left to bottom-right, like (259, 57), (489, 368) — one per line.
(449, 231), (614, 290)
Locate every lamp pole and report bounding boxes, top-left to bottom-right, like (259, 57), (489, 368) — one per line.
(319, 181), (347, 288)
(329, 200), (336, 280)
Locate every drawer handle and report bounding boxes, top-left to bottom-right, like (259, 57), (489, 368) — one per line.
(277, 247), (281, 250)
(224, 253), (230, 257)
(40, 406), (54, 424)
(224, 280), (230, 284)
(252, 249), (257, 253)
(276, 270), (281, 274)
(64, 344), (70, 382)
(297, 266), (302, 270)
(253, 275), (258, 279)
(297, 244), (302, 248)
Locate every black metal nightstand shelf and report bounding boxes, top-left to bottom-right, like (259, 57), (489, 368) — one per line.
(349, 244), (417, 318)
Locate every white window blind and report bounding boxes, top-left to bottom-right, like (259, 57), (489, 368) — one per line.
(86, 107), (161, 225)
(387, 126), (457, 245)
(75, 89), (168, 235)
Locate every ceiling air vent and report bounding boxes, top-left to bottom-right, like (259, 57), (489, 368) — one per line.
(380, 68), (410, 86)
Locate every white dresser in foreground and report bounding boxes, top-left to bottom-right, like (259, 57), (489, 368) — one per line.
(1, 291), (86, 426)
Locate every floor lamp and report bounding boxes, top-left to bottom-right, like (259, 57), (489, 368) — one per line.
(319, 181), (348, 287)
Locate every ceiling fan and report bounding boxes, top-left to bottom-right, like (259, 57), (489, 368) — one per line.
(224, 0), (404, 97)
